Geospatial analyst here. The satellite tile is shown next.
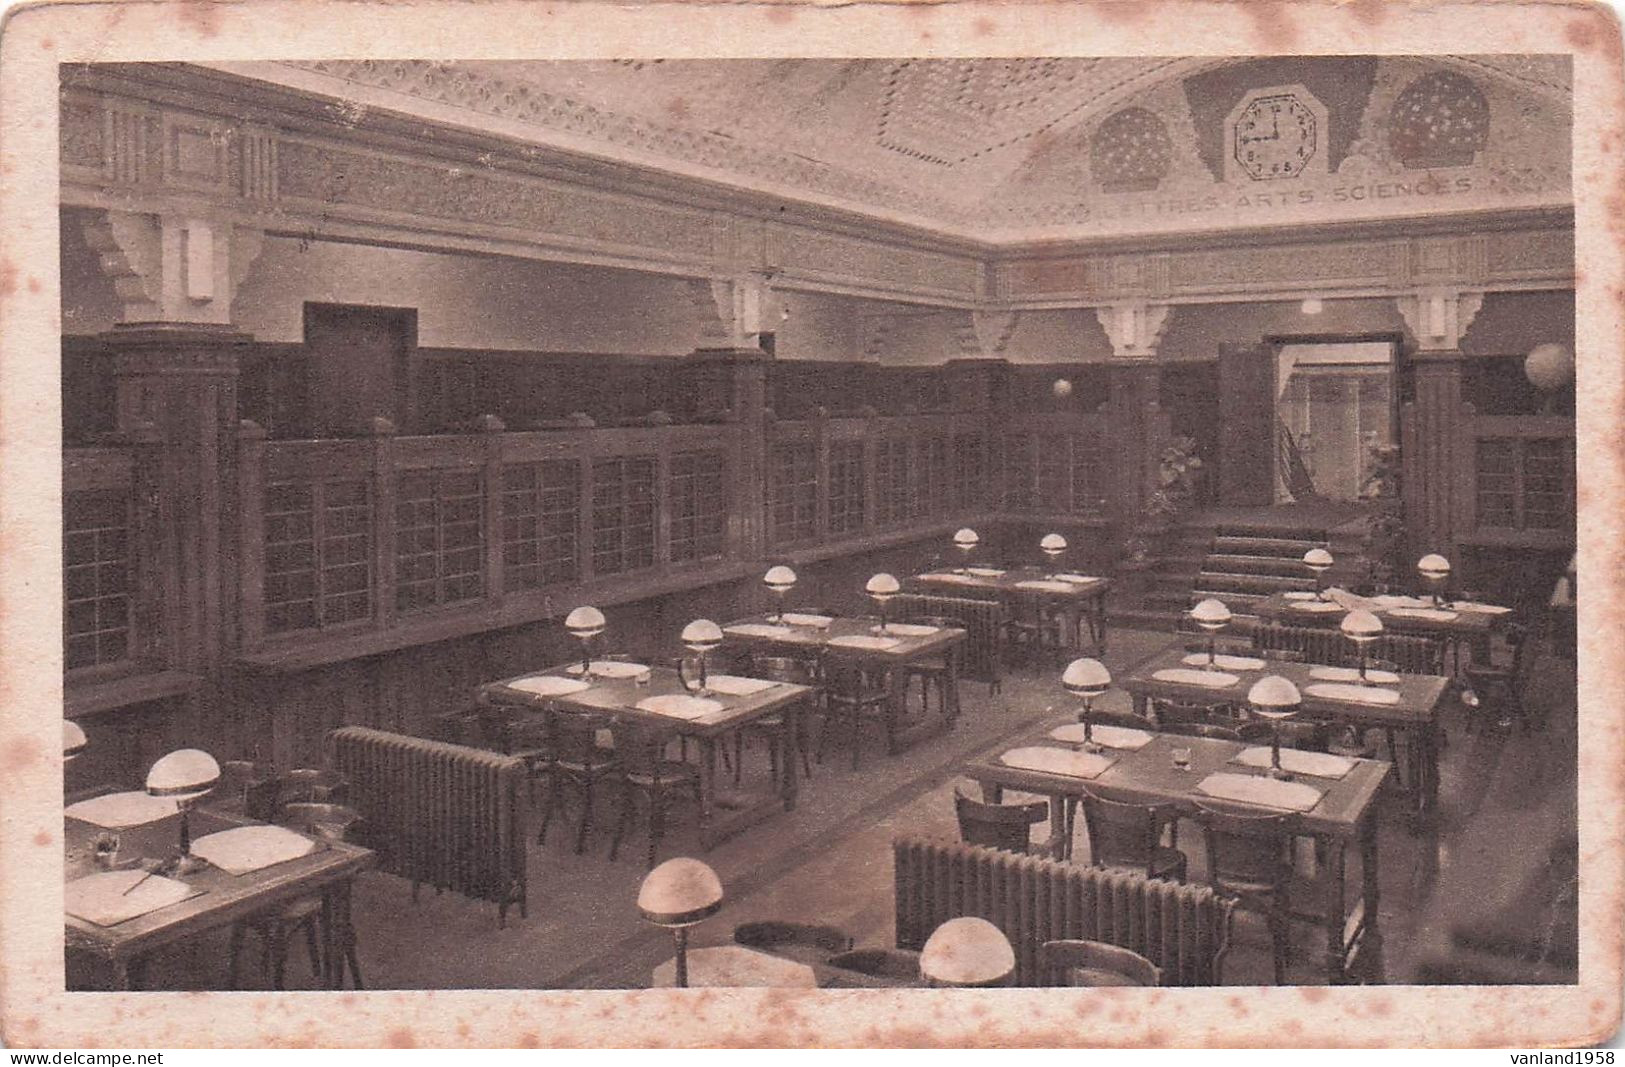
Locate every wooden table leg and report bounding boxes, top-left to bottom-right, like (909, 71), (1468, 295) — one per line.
(698, 736), (719, 847)
(885, 667), (905, 755)
(1412, 721), (1441, 827)
(1322, 837), (1349, 984)
(1358, 812), (1385, 983)
(780, 703), (801, 813)
(321, 890), (339, 988)
(1090, 592), (1108, 654)
(1049, 792), (1072, 860)
(1132, 692), (1149, 718)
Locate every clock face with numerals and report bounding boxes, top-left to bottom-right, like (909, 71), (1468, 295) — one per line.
(1233, 93), (1318, 180)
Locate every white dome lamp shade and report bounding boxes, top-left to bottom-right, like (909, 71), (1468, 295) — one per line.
(1062, 657), (1112, 753)
(63, 720), (88, 761)
(920, 917), (1016, 988)
(1039, 532), (1068, 576)
(679, 618), (725, 696)
(146, 748), (222, 874)
(565, 606), (607, 675)
(638, 857), (724, 988)
(763, 565), (797, 623)
(1340, 608), (1385, 684)
(1189, 598), (1233, 670)
(865, 573), (900, 634)
(952, 528), (980, 572)
(1302, 547), (1334, 600)
(1246, 676), (1303, 780)
(1416, 553), (1452, 607)
(1525, 343), (1575, 412)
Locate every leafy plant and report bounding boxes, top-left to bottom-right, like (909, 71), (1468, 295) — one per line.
(1144, 436), (1205, 525)
(1361, 443), (1405, 589)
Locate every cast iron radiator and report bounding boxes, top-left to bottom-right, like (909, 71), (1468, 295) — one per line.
(327, 726), (528, 927)
(1251, 622), (1443, 674)
(890, 592), (1004, 691)
(893, 836), (1235, 986)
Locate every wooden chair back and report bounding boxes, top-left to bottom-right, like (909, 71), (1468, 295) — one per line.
(1039, 938), (1162, 987)
(1080, 793), (1177, 874)
(953, 786), (1047, 854)
(1193, 801), (1293, 894)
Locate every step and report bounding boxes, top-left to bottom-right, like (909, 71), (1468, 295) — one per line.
(1204, 553), (1319, 579)
(1194, 572), (1317, 594)
(1212, 534), (1328, 558)
(1214, 522), (1330, 541)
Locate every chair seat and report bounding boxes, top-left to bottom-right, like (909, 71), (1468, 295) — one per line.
(625, 762), (700, 788)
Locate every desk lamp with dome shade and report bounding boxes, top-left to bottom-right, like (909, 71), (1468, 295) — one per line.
(145, 748), (221, 876)
(1247, 676), (1303, 781)
(564, 606), (606, 676)
(1061, 657), (1112, 754)
(1189, 598), (1233, 670)
(763, 565), (797, 624)
(63, 720), (88, 762)
(952, 528), (980, 573)
(1040, 533), (1068, 577)
(679, 619), (724, 697)
(1340, 609), (1385, 684)
(638, 857), (724, 989)
(1302, 547), (1334, 601)
(919, 917), (1016, 988)
(1417, 554), (1452, 608)
(865, 573), (900, 634)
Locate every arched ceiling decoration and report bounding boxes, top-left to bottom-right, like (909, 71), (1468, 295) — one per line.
(252, 55), (1571, 243)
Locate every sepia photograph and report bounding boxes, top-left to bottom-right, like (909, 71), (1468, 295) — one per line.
(2, 0), (1622, 1049)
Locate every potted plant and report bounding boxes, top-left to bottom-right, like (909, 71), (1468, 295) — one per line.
(1126, 436), (1204, 563)
(1359, 443), (1405, 592)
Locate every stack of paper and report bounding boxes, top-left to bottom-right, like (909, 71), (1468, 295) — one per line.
(1196, 772), (1324, 812)
(1000, 746), (1116, 779)
(705, 675), (778, 697)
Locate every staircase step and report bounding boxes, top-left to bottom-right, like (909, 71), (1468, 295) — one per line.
(1195, 572), (1317, 594)
(1204, 553), (1319, 578)
(1214, 522), (1330, 541)
(1212, 535), (1328, 557)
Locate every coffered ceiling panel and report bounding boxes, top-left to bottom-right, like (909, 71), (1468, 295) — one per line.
(244, 55), (1572, 243)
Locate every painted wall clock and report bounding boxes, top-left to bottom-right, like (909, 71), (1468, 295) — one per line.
(1224, 85), (1330, 183)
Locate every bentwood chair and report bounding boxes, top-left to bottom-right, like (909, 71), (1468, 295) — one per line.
(1002, 590), (1062, 665)
(1237, 719), (1331, 753)
(823, 947), (927, 988)
(607, 721), (703, 869)
(1151, 697), (1237, 729)
(540, 707), (621, 853)
(1076, 792), (1187, 882)
(900, 614), (963, 722)
(734, 654), (817, 787)
(1193, 800), (1297, 985)
(1039, 939), (1162, 987)
(953, 786), (1063, 858)
(817, 652), (892, 770)
(1464, 623), (1537, 733)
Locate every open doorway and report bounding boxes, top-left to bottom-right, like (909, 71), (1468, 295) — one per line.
(1269, 336), (1399, 503)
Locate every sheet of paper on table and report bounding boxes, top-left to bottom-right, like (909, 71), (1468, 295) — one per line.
(1196, 772), (1325, 812)
(779, 613), (833, 628)
(1305, 682), (1403, 705)
(884, 623), (939, 637)
(725, 623), (799, 639)
(827, 634), (901, 651)
(1152, 668), (1241, 688)
(65, 869), (201, 927)
(704, 675), (778, 696)
(635, 694), (724, 720)
(1049, 723), (1153, 750)
(1309, 665), (1400, 685)
(64, 791), (179, 829)
(1181, 653), (1266, 671)
(505, 675), (592, 697)
(1000, 745), (1117, 779)
(190, 825), (318, 876)
(1232, 746), (1357, 779)
(566, 660), (649, 678)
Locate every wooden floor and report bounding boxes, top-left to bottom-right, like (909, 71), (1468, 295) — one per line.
(74, 622), (1578, 992)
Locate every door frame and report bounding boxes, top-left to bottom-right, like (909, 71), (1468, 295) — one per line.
(302, 302), (420, 433)
(1263, 330), (1408, 461)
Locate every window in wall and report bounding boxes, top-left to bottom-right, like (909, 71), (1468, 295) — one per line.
(1070, 434), (1106, 514)
(828, 440), (867, 536)
(64, 489), (132, 670)
(953, 432), (984, 509)
(1474, 437), (1574, 532)
(396, 468), (485, 613)
(592, 455), (657, 576)
(669, 449), (728, 563)
(922, 436), (950, 518)
(874, 439), (915, 528)
(769, 442), (819, 545)
(1036, 433), (1071, 512)
(1002, 433), (1035, 511)
(263, 478), (373, 635)
(501, 460), (580, 591)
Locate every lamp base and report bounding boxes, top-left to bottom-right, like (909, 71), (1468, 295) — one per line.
(1267, 766), (1295, 782)
(169, 853), (209, 876)
(1077, 740), (1104, 755)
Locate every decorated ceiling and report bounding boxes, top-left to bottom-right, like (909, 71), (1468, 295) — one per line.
(251, 55), (1572, 242)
